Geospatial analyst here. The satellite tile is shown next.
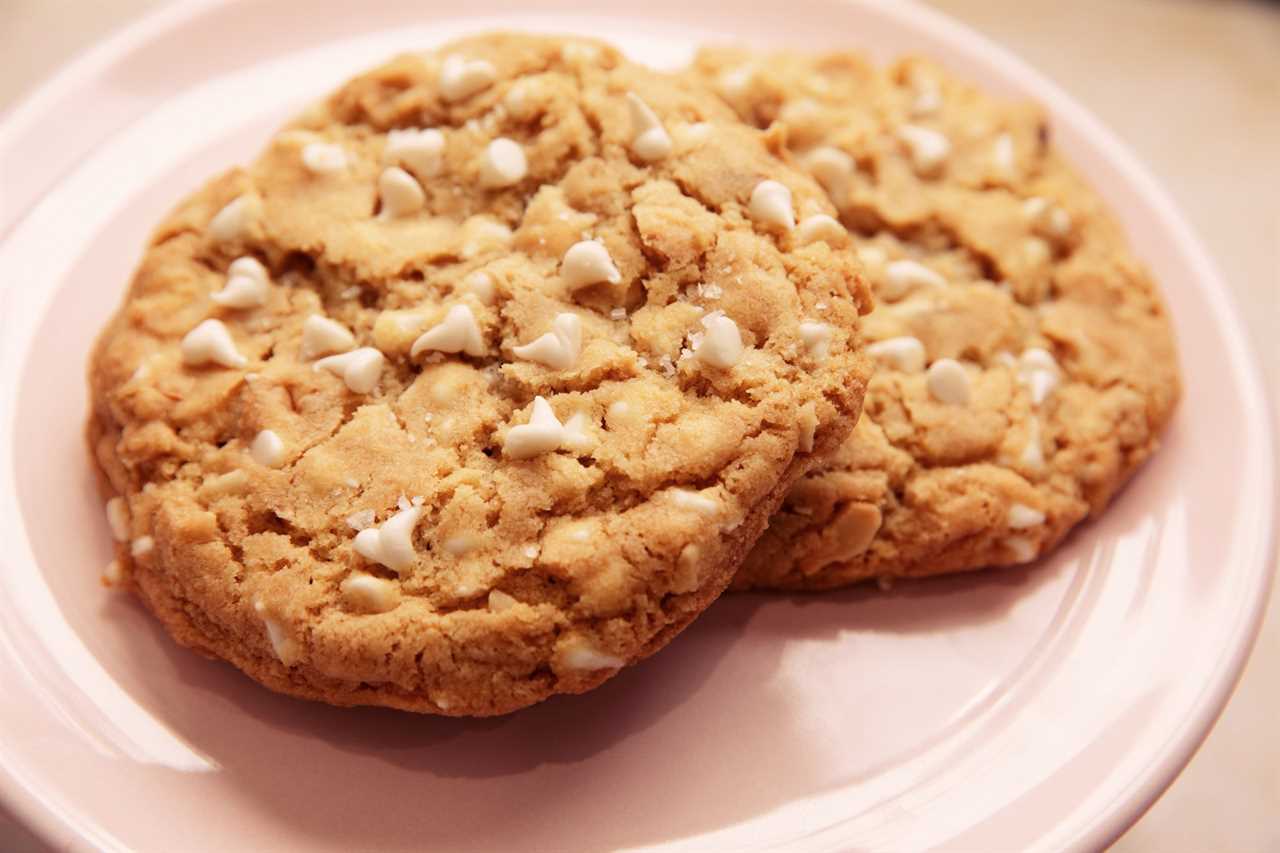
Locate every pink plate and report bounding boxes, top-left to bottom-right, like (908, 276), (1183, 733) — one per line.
(0, 1), (1275, 850)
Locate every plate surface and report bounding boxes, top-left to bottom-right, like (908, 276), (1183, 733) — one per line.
(0, 1), (1274, 851)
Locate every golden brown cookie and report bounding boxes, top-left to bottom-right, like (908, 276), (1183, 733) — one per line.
(688, 48), (1180, 591)
(88, 34), (873, 715)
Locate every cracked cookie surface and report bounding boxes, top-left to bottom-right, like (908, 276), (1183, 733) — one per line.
(689, 48), (1180, 590)
(88, 34), (873, 715)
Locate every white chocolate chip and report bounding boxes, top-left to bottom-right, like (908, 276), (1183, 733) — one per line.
(210, 279), (267, 312)
(410, 304), (487, 358)
(313, 347), (384, 394)
(480, 138), (526, 187)
(673, 543), (702, 592)
(301, 315), (356, 360)
(912, 86), (942, 116)
(103, 559), (123, 586)
(796, 214), (846, 246)
(1008, 503), (1046, 529)
(250, 429), (286, 467)
(181, 319), (246, 368)
(718, 64), (756, 99)
(209, 196), (254, 242)
(1003, 535), (1038, 563)
(925, 358), (971, 405)
(1024, 370), (1059, 406)
(1024, 236), (1052, 266)
(625, 92), (672, 163)
(301, 142), (347, 174)
(353, 505), (423, 574)
(1018, 347), (1062, 406)
(130, 536), (154, 558)
(503, 80), (531, 114)
(857, 245), (887, 268)
(693, 311), (744, 369)
(1023, 196), (1073, 240)
(883, 259), (946, 299)
(670, 489), (719, 515)
(503, 396), (564, 460)
(803, 146), (854, 195)
(992, 132), (1015, 178)
(1047, 207), (1072, 238)
(748, 180), (795, 231)
(384, 128), (445, 178)
(797, 401), (818, 453)
(897, 124), (951, 176)
(560, 240), (621, 290)
(779, 98), (821, 133)
(439, 55), (497, 102)
(377, 166), (425, 219)
(561, 412), (597, 455)
(1020, 416), (1046, 470)
(512, 312), (582, 370)
(211, 256), (270, 309)
(340, 572), (400, 613)
(105, 497), (129, 542)
(561, 640), (625, 671)
(867, 336), (927, 373)
(255, 606), (302, 665)
(463, 270), (495, 304)
(798, 320), (832, 362)
(442, 534), (479, 556)
(488, 589), (518, 612)
(1020, 347), (1058, 374)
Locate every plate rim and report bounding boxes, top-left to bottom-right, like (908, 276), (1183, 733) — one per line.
(0, 0), (1274, 850)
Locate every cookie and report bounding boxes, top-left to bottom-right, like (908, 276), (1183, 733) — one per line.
(88, 34), (873, 715)
(688, 49), (1180, 590)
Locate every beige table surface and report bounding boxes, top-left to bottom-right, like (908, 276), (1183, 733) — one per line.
(2, 0), (1276, 850)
